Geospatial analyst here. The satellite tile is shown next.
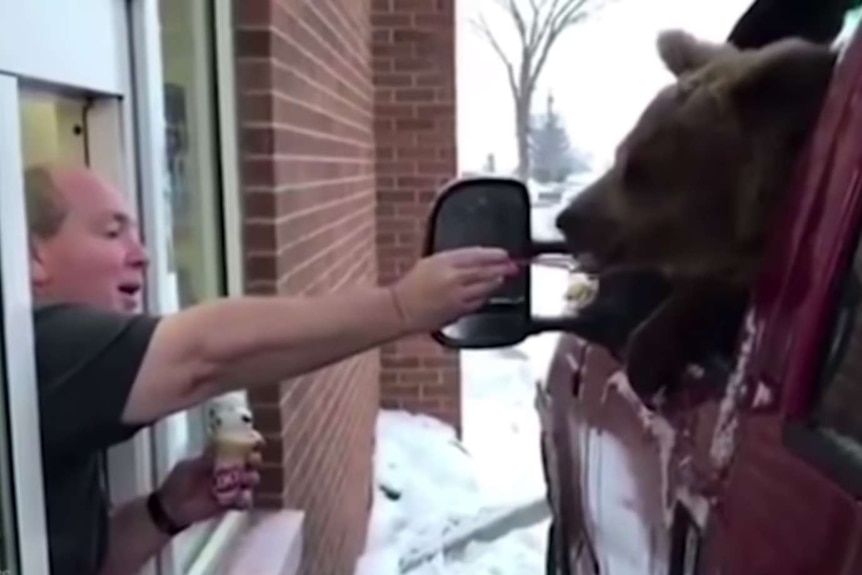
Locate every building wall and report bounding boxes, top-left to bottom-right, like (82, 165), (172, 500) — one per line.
(234, 2), (378, 574)
(372, 0), (462, 432)
(234, 0), (459, 573)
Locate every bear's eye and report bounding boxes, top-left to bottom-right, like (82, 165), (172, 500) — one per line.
(622, 151), (655, 195)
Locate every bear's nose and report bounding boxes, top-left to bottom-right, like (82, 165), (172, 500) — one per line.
(555, 205), (578, 232)
(555, 206), (592, 243)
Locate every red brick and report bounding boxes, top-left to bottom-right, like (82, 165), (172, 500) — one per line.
(235, 0), (379, 572)
(234, 0), (458, 572)
(373, 0), (460, 434)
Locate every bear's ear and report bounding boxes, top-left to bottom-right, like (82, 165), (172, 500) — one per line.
(657, 29), (728, 77)
(730, 38), (836, 118)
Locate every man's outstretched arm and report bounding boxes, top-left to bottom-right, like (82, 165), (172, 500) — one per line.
(122, 247), (516, 424)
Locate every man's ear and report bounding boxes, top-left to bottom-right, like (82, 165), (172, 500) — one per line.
(29, 241), (50, 288)
(657, 29), (731, 77)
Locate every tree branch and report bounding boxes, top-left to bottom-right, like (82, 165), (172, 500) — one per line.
(530, 0), (565, 57)
(472, 0), (617, 180)
(472, 13), (520, 98)
(529, 0), (608, 88)
(493, 0), (528, 44)
(526, 0), (543, 51)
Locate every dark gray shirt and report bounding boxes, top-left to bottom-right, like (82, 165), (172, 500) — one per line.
(34, 303), (160, 575)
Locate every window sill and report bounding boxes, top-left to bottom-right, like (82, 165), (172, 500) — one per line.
(206, 509), (305, 575)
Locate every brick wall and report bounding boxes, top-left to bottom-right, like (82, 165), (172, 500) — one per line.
(233, 0), (460, 573)
(372, 0), (462, 432)
(234, 1), (378, 574)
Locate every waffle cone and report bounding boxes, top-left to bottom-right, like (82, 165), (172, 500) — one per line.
(213, 431), (262, 459)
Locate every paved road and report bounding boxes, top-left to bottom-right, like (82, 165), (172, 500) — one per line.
(402, 498), (552, 572)
(447, 498), (551, 550)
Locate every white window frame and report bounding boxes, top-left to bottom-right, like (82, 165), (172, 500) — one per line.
(1, 1), (141, 572)
(0, 1), (250, 572)
(0, 74), (52, 575)
(130, 1), (251, 574)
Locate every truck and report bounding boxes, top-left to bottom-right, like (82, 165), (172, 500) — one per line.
(423, 1), (862, 573)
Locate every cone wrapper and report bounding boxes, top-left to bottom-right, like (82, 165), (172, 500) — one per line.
(211, 431), (263, 505)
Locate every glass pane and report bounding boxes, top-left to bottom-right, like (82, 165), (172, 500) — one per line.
(9, 88), (94, 574)
(17, 90), (87, 571)
(0, 306), (18, 575)
(161, 0), (225, 309)
(160, 0), (226, 568)
(19, 90), (88, 167)
(18, 87), (130, 571)
(813, 242), (862, 453)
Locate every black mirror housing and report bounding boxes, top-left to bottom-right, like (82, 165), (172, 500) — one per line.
(424, 177), (534, 348)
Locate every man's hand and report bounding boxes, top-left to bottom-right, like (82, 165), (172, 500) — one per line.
(99, 445), (261, 575)
(390, 247), (518, 332)
(158, 446), (262, 526)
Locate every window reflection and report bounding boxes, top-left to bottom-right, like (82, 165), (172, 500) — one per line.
(159, 0), (227, 570)
(161, 0), (225, 310)
(16, 89), (94, 575)
(19, 91), (87, 167)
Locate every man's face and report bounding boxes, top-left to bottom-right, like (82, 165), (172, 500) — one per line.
(31, 168), (149, 312)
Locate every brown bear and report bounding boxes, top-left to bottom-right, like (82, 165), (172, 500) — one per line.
(555, 30), (837, 403)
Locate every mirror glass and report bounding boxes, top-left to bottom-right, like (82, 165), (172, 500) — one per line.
(424, 177), (533, 348)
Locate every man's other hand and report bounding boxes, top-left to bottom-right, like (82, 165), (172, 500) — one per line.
(158, 445), (262, 526)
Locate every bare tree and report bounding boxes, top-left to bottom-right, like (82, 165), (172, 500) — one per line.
(473, 0), (610, 181)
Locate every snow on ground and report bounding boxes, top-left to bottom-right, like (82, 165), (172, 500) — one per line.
(355, 410), (554, 575)
(355, 409), (546, 574)
(460, 260), (571, 506)
(356, 205), (572, 574)
(409, 520), (551, 575)
(363, 411), (487, 559)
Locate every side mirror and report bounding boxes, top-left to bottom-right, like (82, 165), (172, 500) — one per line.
(423, 177), (568, 348)
(424, 176), (674, 357)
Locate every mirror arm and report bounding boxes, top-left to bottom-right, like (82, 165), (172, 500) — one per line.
(528, 315), (589, 334)
(530, 240), (569, 256)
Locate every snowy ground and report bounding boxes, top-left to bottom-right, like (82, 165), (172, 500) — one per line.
(408, 521), (550, 575)
(355, 410), (554, 575)
(356, 203), (573, 574)
(460, 260), (571, 508)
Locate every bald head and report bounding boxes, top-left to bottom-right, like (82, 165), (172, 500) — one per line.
(25, 164), (70, 239)
(24, 163), (149, 312)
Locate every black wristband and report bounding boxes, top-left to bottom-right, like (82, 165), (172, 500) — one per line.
(146, 491), (188, 536)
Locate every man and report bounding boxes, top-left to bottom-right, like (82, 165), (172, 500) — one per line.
(25, 164), (515, 575)
(26, 164), (264, 575)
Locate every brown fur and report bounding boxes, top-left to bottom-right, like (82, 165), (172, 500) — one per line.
(556, 30), (836, 284)
(555, 30), (837, 401)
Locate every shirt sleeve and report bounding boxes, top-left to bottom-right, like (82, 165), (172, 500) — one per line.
(33, 303), (162, 461)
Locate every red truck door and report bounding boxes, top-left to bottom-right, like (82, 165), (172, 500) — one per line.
(702, 21), (862, 575)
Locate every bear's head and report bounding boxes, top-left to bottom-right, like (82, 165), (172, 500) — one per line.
(555, 30), (836, 284)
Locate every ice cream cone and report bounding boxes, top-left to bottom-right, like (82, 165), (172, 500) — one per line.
(212, 430), (263, 505)
(214, 431), (262, 458)
(565, 272), (598, 312)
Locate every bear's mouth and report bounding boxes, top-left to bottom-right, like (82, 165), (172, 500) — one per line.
(568, 239), (627, 276)
(572, 252), (601, 274)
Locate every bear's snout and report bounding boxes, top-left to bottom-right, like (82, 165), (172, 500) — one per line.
(555, 187), (621, 272)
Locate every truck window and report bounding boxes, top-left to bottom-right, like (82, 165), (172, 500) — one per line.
(782, 1), (862, 494)
(811, 247), (862, 455)
(793, 200), (862, 492)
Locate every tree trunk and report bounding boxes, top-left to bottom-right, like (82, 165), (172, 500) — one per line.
(515, 96), (531, 181)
